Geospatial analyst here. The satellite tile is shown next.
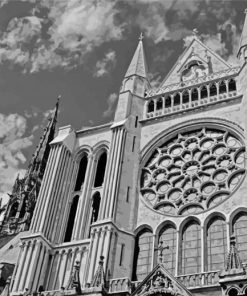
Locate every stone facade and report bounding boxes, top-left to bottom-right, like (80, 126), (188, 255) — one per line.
(3, 11), (247, 296)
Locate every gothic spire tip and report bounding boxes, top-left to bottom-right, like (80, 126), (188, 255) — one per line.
(139, 32), (144, 41)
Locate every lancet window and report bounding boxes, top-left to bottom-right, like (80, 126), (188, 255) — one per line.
(94, 151), (107, 188)
(64, 195), (79, 242)
(206, 217), (227, 271)
(180, 221), (201, 275)
(90, 191), (101, 224)
(132, 228), (153, 281)
(158, 225), (177, 275)
(233, 212), (247, 263)
(74, 154), (88, 191)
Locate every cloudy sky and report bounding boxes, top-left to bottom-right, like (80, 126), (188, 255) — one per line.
(0, 0), (246, 199)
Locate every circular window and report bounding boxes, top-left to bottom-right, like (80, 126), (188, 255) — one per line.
(141, 126), (246, 216)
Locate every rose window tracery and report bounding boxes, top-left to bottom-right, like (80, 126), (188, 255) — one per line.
(141, 127), (245, 216)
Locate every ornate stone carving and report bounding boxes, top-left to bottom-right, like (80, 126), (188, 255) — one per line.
(141, 126), (245, 216)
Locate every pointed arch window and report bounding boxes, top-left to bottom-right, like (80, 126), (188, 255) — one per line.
(94, 151), (107, 187)
(180, 221), (201, 275)
(201, 85), (208, 99)
(132, 228), (153, 281)
(165, 96), (171, 108)
(210, 83), (217, 96)
(233, 212), (247, 263)
(173, 93), (180, 106)
(219, 81), (227, 94)
(74, 154), (88, 191)
(156, 98), (163, 110)
(147, 101), (154, 113)
(158, 225), (176, 275)
(64, 195), (79, 242)
(206, 217), (227, 271)
(191, 88), (198, 101)
(229, 79), (237, 92)
(182, 90), (189, 104)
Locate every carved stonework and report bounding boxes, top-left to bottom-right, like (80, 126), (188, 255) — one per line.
(132, 264), (192, 296)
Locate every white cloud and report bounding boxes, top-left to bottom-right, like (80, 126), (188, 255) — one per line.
(94, 50), (116, 77)
(0, 113), (34, 197)
(103, 93), (118, 118)
(0, 0), (124, 72)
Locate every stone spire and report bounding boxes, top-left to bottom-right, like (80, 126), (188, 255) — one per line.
(225, 235), (243, 271)
(124, 33), (148, 79)
(0, 276), (11, 296)
(1, 97), (60, 234)
(91, 256), (106, 288)
(237, 9), (247, 59)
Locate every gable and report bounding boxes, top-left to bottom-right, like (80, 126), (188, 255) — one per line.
(160, 37), (232, 87)
(131, 264), (193, 296)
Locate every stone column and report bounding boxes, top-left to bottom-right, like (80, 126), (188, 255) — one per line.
(175, 230), (179, 277)
(12, 242), (28, 292)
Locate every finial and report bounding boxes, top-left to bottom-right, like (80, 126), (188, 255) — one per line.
(139, 32), (144, 41)
(193, 28), (199, 37)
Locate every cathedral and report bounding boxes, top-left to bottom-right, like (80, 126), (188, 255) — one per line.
(1, 9), (247, 296)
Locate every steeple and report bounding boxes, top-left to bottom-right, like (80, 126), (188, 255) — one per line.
(124, 33), (148, 79)
(237, 9), (247, 59)
(1, 97), (60, 234)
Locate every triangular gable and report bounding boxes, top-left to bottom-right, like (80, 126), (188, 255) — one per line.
(131, 264), (193, 296)
(160, 37), (232, 87)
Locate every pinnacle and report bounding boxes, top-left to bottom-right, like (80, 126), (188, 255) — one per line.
(124, 34), (148, 79)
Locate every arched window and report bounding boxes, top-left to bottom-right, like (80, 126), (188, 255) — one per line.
(90, 192), (101, 224)
(158, 225), (176, 274)
(156, 98), (163, 110)
(233, 212), (247, 263)
(219, 81), (227, 94)
(228, 288), (238, 296)
(147, 101), (154, 113)
(132, 228), (153, 281)
(64, 195), (79, 242)
(94, 152), (107, 187)
(229, 79), (237, 92)
(9, 202), (18, 218)
(173, 93), (180, 106)
(180, 221), (201, 275)
(182, 90), (189, 104)
(74, 155), (88, 191)
(165, 96), (171, 108)
(201, 85), (208, 99)
(191, 88), (198, 101)
(210, 83), (217, 96)
(206, 217), (227, 271)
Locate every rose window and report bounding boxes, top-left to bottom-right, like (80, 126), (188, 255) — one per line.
(141, 127), (245, 216)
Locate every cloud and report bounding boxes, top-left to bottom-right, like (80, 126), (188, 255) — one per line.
(94, 50), (116, 77)
(0, 113), (34, 198)
(103, 93), (118, 118)
(0, 0), (124, 72)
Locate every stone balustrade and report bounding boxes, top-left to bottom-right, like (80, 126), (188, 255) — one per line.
(108, 270), (221, 293)
(144, 77), (239, 120)
(108, 277), (132, 294)
(176, 270), (221, 288)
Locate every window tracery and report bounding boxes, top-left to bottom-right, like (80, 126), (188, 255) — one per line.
(141, 127), (245, 216)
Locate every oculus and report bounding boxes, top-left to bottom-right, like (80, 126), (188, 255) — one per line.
(141, 127), (245, 216)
